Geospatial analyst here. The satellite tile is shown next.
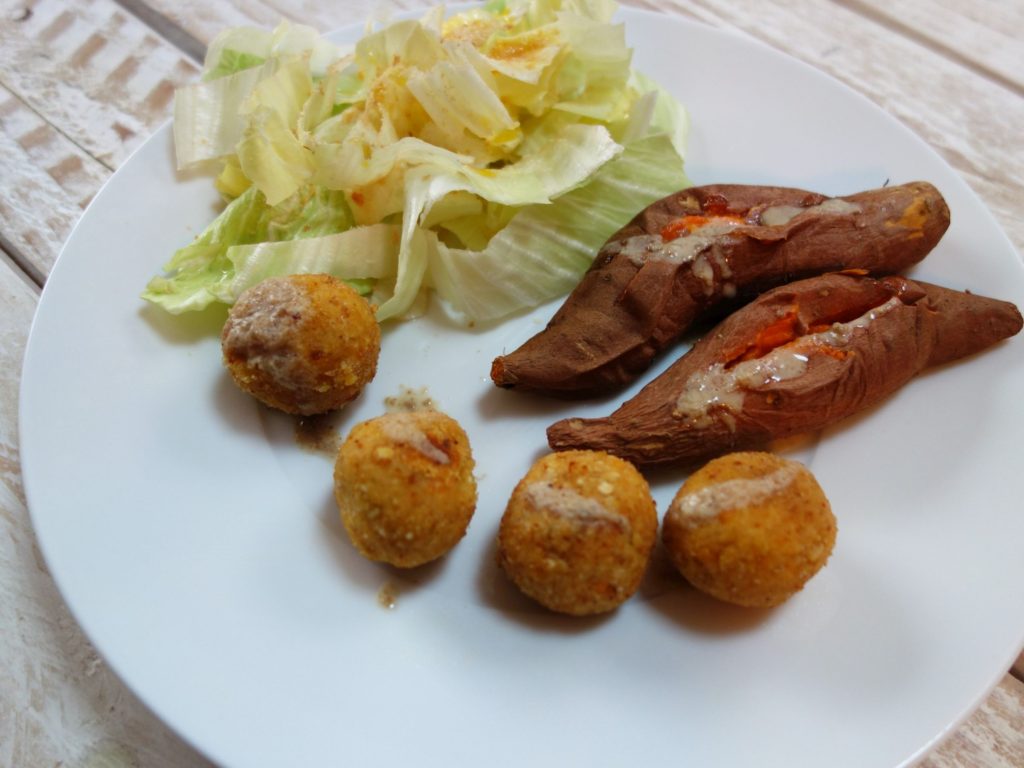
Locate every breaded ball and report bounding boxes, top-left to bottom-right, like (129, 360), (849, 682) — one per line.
(334, 410), (477, 568)
(221, 274), (380, 416)
(662, 452), (836, 608)
(498, 450), (658, 616)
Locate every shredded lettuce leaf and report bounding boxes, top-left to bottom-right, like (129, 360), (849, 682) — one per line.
(431, 132), (685, 321)
(142, 185), (357, 312)
(146, 0), (690, 323)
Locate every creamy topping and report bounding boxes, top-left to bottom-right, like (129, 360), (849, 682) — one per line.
(674, 354), (809, 427)
(674, 295), (903, 427)
(671, 464), (800, 522)
(524, 482), (630, 530)
(674, 364), (745, 426)
(222, 278), (310, 381)
(222, 279), (320, 410)
(810, 295), (902, 345)
(225, 278), (309, 338)
(712, 248), (733, 279)
(759, 198), (861, 227)
(686, 221), (745, 239)
(692, 254), (715, 296)
(610, 234), (663, 264)
(380, 414), (449, 464)
(610, 220), (744, 269)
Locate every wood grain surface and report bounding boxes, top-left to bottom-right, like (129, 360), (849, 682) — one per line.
(840, 0), (1024, 92)
(636, 0), (1024, 258)
(1, 0), (1021, 765)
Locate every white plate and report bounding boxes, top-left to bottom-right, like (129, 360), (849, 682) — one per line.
(20, 8), (1024, 768)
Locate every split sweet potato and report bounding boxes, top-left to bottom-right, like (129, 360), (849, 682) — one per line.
(492, 181), (950, 397)
(546, 272), (1022, 466)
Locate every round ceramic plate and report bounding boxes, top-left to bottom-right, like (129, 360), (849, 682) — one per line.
(20, 8), (1024, 768)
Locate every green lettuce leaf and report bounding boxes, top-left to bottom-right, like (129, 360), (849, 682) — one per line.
(147, 0), (691, 325)
(429, 132), (689, 321)
(142, 186), (355, 313)
(227, 223), (399, 298)
(379, 122), (621, 319)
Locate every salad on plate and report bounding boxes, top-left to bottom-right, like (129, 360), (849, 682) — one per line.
(143, 0), (690, 325)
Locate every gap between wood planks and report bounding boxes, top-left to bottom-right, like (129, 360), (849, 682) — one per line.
(0, 1), (207, 291)
(0, 234), (44, 292)
(111, 0), (207, 64)
(97, 0), (1024, 118)
(830, 0), (1024, 99)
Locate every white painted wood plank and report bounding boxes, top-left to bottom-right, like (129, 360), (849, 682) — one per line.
(0, 260), (211, 767)
(255, 0), (434, 31)
(839, 0), (1024, 92)
(120, 0), (285, 47)
(141, 0), (436, 45)
(0, 0), (199, 170)
(924, 674), (1024, 768)
(0, 85), (110, 281)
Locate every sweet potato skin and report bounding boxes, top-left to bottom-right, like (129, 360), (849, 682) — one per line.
(492, 181), (950, 398)
(546, 273), (1022, 466)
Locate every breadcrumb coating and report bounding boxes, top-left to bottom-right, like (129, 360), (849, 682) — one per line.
(662, 452), (836, 607)
(222, 274), (380, 415)
(335, 411), (477, 568)
(498, 450), (657, 616)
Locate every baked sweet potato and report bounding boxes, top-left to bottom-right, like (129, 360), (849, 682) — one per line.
(546, 273), (1022, 466)
(492, 181), (950, 397)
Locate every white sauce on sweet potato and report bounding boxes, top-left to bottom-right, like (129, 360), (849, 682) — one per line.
(692, 254), (716, 295)
(674, 354), (809, 427)
(759, 198), (861, 227)
(612, 220), (743, 269)
(673, 295), (903, 427)
(811, 295), (902, 346)
(611, 198), (862, 274)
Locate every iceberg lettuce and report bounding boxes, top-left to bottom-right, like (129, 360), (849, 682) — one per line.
(141, 185), (357, 312)
(146, 0), (690, 323)
(430, 132), (685, 321)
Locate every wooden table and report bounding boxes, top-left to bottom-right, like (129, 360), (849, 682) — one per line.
(1, 0), (1022, 764)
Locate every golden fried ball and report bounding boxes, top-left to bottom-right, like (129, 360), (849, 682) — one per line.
(662, 452), (836, 608)
(498, 450), (658, 616)
(221, 274), (380, 416)
(334, 410), (477, 568)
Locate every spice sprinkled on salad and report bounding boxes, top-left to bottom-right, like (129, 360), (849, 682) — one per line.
(143, 0), (689, 324)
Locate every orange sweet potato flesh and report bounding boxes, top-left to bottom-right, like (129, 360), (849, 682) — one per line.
(546, 272), (1022, 466)
(492, 181), (950, 398)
